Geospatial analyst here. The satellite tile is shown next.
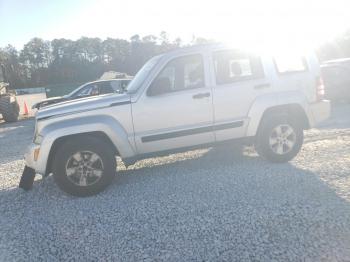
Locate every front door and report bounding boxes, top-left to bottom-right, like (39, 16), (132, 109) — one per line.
(132, 54), (215, 154)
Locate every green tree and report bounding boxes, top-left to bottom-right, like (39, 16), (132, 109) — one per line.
(20, 38), (51, 69)
(75, 37), (102, 62)
(102, 38), (130, 69)
(1, 32), (186, 88)
(0, 45), (25, 88)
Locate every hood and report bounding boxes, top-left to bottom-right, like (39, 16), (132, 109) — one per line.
(42, 96), (63, 101)
(32, 96), (66, 109)
(36, 93), (130, 120)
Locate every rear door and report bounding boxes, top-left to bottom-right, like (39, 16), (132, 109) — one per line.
(210, 49), (268, 141)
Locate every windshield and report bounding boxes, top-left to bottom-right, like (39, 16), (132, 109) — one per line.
(126, 55), (162, 94)
(66, 84), (87, 98)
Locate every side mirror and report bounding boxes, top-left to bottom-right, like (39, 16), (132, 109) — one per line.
(148, 77), (172, 96)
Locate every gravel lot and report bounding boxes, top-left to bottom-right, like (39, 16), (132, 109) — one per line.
(0, 104), (350, 261)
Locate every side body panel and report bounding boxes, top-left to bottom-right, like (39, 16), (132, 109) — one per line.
(30, 105), (136, 174)
(272, 52), (320, 103)
(245, 91), (315, 137)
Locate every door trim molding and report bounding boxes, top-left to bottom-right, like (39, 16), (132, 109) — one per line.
(141, 120), (244, 143)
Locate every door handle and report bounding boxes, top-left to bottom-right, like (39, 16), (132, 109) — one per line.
(192, 92), (211, 99)
(254, 83), (271, 90)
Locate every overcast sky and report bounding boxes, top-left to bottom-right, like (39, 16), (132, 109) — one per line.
(1, 0), (349, 50)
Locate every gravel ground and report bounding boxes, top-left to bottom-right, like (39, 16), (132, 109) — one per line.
(0, 104), (350, 261)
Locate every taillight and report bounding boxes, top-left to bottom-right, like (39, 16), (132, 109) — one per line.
(316, 76), (325, 101)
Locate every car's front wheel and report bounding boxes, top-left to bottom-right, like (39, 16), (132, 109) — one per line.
(52, 136), (116, 196)
(255, 115), (304, 163)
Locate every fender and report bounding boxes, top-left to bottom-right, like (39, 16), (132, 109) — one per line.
(35, 115), (136, 174)
(246, 91), (312, 137)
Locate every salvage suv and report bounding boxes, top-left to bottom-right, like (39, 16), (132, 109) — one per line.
(20, 44), (330, 196)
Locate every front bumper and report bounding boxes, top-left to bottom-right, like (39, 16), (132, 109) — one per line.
(308, 100), (331, 127)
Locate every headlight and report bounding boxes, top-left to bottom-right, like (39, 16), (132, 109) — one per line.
(34, 134), (43, 145)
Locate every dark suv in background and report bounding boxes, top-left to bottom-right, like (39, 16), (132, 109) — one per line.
(321, 58), (350, 103)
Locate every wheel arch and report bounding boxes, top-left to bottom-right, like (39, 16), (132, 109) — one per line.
(45, 131), (118, 175)
(246, 95), (311, 137)
(259, 104), (309, 129)
(39, 115), (136, 175)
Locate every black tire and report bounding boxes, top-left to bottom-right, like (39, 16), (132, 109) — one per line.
(255, 114), (304, 163)
(0, 95), (19, 122)
(52, 136), (116, 197)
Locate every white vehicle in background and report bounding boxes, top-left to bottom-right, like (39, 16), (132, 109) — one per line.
(20, 44), (330, 196)
(32, 79), (132, 109)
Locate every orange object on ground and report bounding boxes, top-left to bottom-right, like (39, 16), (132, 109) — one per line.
(23, 101), (29, 115)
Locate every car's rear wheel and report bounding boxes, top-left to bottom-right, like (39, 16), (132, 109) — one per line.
(255, 115), (304, 163)
(52, 136), (116, 196)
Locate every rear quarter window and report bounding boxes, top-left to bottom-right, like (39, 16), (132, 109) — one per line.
(274, 55), (308, 74)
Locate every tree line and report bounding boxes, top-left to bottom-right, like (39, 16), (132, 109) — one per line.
(2, 29), (350, 89)
(0, 32), (212, 89)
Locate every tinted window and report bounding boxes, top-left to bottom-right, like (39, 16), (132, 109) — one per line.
(74, 84), (95, 97)
(120, 80), (130, 90)
(149, 54), (204, 95)
(110, 81), (121, 92)
(99, 82), (113, 94)
(183, 59), (204, 89)
(214, 50), (264, 85)
(274, 55), (307, 73)
(157, 66), (176, 90)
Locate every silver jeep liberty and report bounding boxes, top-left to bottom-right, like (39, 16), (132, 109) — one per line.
(21, 44), (330, 196)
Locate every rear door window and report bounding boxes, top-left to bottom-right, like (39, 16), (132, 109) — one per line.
(213, 50), (264, 85)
